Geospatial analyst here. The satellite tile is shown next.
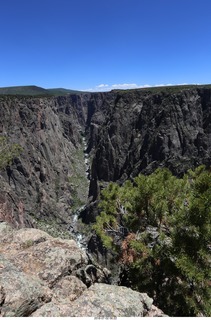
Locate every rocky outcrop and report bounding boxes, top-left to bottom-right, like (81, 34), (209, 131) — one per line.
(31, 283), (167, 317)
(0, 222), (166, 317)
(32, 283), (166, 317)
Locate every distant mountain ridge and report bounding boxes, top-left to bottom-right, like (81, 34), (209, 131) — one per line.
(1, 84), (211, 97)
(0, 85), (85, 96)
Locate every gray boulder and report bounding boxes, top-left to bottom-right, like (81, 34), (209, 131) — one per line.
(32, 283), (167, 317)
(0, 222), (167, 317)
(0, 256), (51, 317)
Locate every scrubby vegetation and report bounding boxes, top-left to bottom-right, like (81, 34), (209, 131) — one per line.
(93, 166), (211, 316)
(0, 136), (23, 169)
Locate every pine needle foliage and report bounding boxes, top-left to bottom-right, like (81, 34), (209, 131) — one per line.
(93, 166), (211, 316)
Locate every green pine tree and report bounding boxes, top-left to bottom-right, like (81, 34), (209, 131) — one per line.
(93, 166), (211, 316)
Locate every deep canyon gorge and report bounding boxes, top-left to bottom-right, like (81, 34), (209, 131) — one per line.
(0, 85), (211, 316)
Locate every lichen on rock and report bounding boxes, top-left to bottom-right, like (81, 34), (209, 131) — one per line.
(0, 222), (167, 317)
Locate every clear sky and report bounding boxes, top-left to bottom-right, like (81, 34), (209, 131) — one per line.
(1, 0), (211, 91)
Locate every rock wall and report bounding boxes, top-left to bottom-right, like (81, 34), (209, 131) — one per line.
(86, 88), (211, 202)
(0, 95), (88, 230)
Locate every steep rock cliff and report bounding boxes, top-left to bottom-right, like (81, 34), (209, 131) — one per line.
(0, 95), (89, 231)
(85, 88), (211, 202)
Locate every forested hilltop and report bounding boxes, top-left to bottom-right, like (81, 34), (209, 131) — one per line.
(0, 85), (211, 316)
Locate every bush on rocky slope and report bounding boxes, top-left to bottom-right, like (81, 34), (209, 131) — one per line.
(0, 137), (22, 170)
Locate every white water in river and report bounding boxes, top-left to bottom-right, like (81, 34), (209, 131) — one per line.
(70, 205), (87, 251)
(70, 136), (90, 250)
(82, 137), (90, 177)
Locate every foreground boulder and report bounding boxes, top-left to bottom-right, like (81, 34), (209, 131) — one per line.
(32, 283), (167, 317)
(0, 222), (167, 317)
(58, 283), (165, 317)
(0, 257), (51, 317)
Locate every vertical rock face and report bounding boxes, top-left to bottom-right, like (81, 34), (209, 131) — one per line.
(0, 95), (88, 229)
(0, 87), (211, 228)
(85, 88), (211, 201)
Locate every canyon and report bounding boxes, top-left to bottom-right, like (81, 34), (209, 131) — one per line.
(1, 86), (211, 229)
(0, 85), (211, 316)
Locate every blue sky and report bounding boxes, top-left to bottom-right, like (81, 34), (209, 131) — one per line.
(1, 0), (211, 91)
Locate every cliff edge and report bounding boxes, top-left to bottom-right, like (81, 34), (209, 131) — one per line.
(0, 222), (166, 317)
